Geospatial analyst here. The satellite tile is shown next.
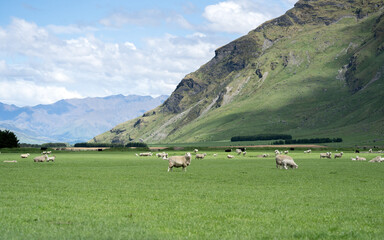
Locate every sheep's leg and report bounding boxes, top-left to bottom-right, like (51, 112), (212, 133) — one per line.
(168, 167), (172, 172)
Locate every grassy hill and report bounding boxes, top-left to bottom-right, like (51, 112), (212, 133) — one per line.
(91, 0), (384, 146)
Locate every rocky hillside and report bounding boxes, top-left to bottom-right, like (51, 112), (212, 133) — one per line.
(91, 0), (384, 145)
(0, 95), (168, 144)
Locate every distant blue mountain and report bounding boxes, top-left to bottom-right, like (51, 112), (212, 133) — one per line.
(0, 95), (168, 144)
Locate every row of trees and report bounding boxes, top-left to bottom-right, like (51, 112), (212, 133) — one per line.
(272, 138), (343, 145)
(231, 134), (293, 142)
(0, 130), (19, 148)
(74, 142), (148, 148)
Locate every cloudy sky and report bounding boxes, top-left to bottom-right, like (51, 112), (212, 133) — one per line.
(0, 0), (296, 107)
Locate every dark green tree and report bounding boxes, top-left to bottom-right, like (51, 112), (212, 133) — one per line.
(0, 130), (20, 148)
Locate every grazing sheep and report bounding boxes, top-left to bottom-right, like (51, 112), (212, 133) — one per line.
(156, 152), (168, 158)
(227, 155), (234, 159)
(334, 152), (343, 158)
(167, 152), (192, 172)
(351, 157), (356, 161)
(34, 154), (48, 162)
(135, 153), (139, 157)
(195, 153), (207, 159)
(304, 149), (311, 153)
(139, 152), (152, 156)
(274, 150), (280, 155)
(47, 155), (55, 162)
(243, 151), (247, 156)
(320, 152), (332, 159)
(262, 153), (269, 157)
(282, 159), (298, 169)
(194, 149), (198, 153)
(213, 154), (217, 157)
(275, 155), (297, 169)
(356, 156), (366, 161)
(284, 150), (289, 154)
(369, 156), (383, 163)
(20, 153), (30, 158)
(235, 149), (242, 155)
(369, 149), (373, 153)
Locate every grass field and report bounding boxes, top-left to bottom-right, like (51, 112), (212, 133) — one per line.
(1, 149), (383, 239)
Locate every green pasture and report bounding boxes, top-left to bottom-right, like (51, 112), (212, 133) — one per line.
(0, 150), (383, 239)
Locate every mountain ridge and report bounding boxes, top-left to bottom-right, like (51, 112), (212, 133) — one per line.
(91, 0), (384, 146)
(0, 94), (168, 144)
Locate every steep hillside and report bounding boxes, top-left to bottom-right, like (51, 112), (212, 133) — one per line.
(0, 95), (168, 144)
(91, 0), (384, 146)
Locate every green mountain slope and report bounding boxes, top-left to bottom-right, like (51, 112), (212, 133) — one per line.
(91, 0), (384, 146)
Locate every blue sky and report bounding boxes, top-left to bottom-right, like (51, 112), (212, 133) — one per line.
(0, 0), (296, 106)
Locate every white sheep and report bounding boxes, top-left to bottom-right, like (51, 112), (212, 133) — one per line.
(276, 155), (297, 169)
(369, 156), (383, 163)
(320, 152), (332, 159)
(282, 159), (298, 169)
(262, 153), (269, 157)
(20, 153), (30, 158)
(139, 152), (152, 156)
(369, 149), (373, 153)
(194, 149), (198, 153)
(227, 155), (234, 159)
(156, 152), (168, 158)
(334, 152), (343, 158)
(243, 151), (247, 156)
(356, 156), (366, 161)
(351, 157), (356, 161)
(167, 152), (192, 172)
(236, 149), (242, 155)
(284, 150), (289, 154)
(304, 149), (311, 153)
(195, 153), (207, 159)
(213, 154), (217, 157)
(34, 154), (48, 162)
(274, 150), (280, 155)
(47, 155), (55, 162)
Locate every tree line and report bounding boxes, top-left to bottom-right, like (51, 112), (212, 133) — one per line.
(272, 138), (343, 145)
(231, 134), (293, 142)
(74, 142), (148, 148)
(0, 130), (19, 148)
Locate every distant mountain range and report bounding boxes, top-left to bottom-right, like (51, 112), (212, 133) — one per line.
(91, 0), (384, 146)
(0, 95), (168, 144)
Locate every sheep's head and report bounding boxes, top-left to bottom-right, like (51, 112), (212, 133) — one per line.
(185, 152), (192, 165)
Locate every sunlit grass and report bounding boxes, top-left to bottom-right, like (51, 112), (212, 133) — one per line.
(0, 150), (383, 239)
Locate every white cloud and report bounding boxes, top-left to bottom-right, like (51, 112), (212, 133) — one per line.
(0, 18), (219, 106)
(0, 80), (83, 106)
(202, 0), (271, 34)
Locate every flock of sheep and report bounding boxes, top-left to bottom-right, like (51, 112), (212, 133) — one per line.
(9, 147), (383, 169)
(19, 151), (56, 162)
(136, 147), (384, 172)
